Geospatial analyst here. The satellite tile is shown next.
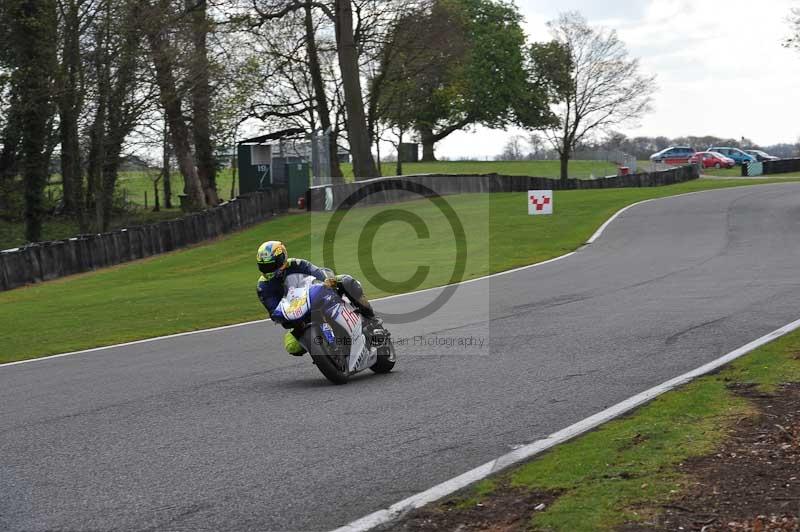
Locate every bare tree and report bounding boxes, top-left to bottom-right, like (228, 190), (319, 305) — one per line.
(242, 1), (345, 180)
(246, 0), (408, 180)
(333, 0), (377, 179)
(142, 0), (207, 211)
(527, 133), (543, 159)
(304, 2), (343, 182)
(785, 8), (800, 50)
(536, 12), (656, 180)
(186, 0), (220, 206)
(84, 0), (154, 231)
(497, 136), (525, 161)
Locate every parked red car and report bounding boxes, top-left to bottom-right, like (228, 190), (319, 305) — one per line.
(689, 151), (735, 169)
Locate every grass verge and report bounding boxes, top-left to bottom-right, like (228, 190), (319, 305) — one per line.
(398, 326), (800, 532)
(1, 177), (798, 364)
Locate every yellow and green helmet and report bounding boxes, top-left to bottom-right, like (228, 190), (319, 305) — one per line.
(257, 241), (287, 279)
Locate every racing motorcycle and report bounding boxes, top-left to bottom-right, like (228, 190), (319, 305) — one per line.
(272, 275), (396, 385)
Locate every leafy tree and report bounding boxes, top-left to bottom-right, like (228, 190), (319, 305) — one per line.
(371, 0), (464, 171)
(378, 0), (533, 161)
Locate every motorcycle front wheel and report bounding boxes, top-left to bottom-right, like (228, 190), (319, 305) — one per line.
(302, 326), (350, 385)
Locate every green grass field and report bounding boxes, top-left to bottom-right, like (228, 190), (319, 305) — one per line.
(1, 177), (798, 364)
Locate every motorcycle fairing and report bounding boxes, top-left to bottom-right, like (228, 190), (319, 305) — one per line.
(278, 286), (312, 322)
(329, 300), (376, 373)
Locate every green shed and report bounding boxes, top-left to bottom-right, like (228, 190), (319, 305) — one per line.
(237, 129), (306, 198)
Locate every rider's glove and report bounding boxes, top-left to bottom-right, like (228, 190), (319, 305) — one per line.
(324, 277), (338, 289)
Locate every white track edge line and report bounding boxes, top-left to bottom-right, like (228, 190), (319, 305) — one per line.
(0, 320), (269, 367)
(331, 316), (800, 532)
(0, 183), (773, 368)
(586, 198), (655, 244)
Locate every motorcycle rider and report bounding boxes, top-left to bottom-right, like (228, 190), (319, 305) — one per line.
(255, 240), (377, 356)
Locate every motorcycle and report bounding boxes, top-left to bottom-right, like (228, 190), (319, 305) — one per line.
(272, 275), (396, 384)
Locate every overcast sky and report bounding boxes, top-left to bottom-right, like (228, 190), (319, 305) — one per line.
(436, 0), (800, 159)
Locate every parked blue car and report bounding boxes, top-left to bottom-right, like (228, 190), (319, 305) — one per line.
(649, 146), (695, 163)
(707, 147), (756, 165)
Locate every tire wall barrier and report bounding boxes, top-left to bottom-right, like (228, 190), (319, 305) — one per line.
(0, 187), (288, 292)
(306, 165), (700, 211)
(761, 158), (800, 175)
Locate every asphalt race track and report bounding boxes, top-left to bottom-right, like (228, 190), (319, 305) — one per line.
(2, 183), (800, 532)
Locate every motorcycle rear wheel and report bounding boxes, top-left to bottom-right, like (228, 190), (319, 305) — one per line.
(370, 343), (396, 374)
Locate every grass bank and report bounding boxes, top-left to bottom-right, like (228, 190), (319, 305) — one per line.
(1, 178), (797, 364)
(395, 326), (800, 532)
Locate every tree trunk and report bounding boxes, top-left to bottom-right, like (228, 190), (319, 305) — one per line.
(419, 126), (437, 162)
(305, 4), (344, 183)
(58, 0), (83, 219)
(328, 132), (342, 182)
(335, 0), (378, 180)
(396, 129), (403, 176)
(375, 134), (382, 176)
(559, 149), (570, 181)
(230, 151), (236, 199)
(86, 56), (108, 231)
(162, 122), (172, 209)
(100, 150), (122, 231)
(13, 0), (58, 242)
(86, 91), (105, 230)
(59, 105), (82, 217)
(188, 0), (219, 206)
(153, 177), (160, 212)
(144, 1), (206, 211)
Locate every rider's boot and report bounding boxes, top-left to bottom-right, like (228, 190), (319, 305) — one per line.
(284, 330), (307, 356)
